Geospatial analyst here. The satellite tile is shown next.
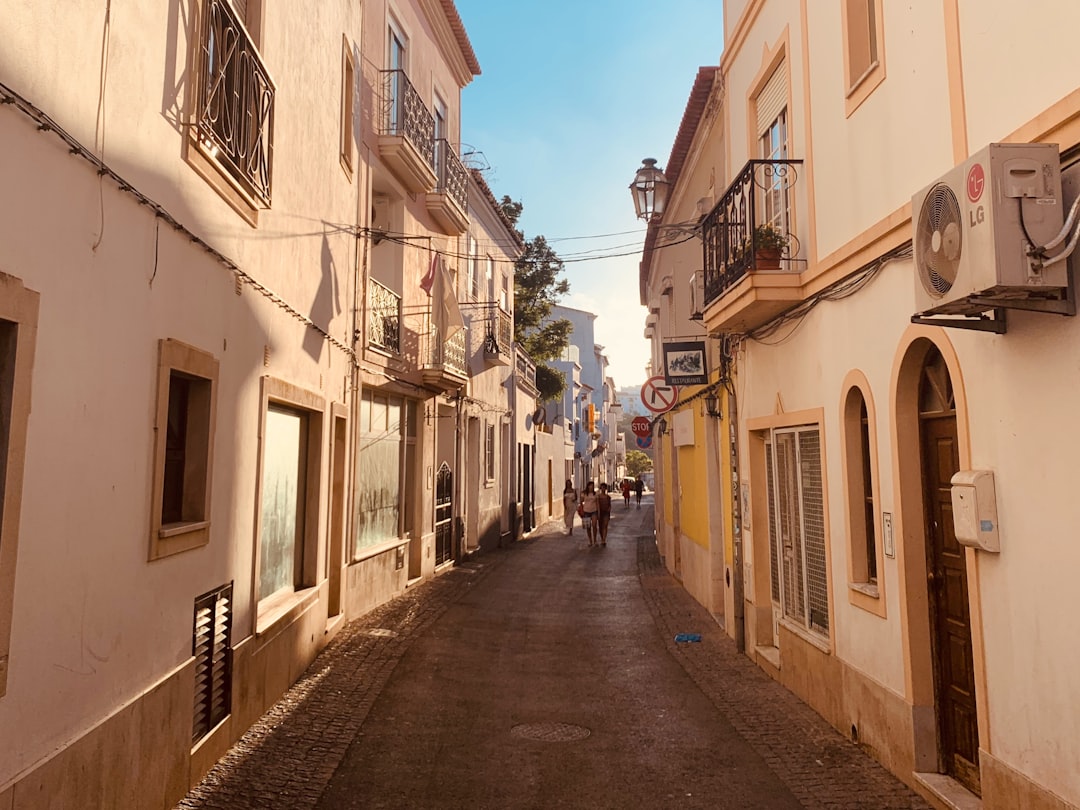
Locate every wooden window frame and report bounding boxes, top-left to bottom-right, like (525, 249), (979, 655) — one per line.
(842, 0), (886, 117)
(150, 339), (219, 561)
(253, 377), (324, 634)
(0, 273), (39, 699)
(840, 375), (886, 617)
(485, 422), (496, 483)
(340, 35), (356, 178)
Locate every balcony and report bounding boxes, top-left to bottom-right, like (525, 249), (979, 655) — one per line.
(701, 159), (805, 332)
(422, 322), (468, 391)
(426, 139), (469, 234)
(482, 306), (513, 364)
(194, 0), (275, 207)
(367, 279), (401, 354)
(378, 70), (437, 193)
(515, 349), (538, 395)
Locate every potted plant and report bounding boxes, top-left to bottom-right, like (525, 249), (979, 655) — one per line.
(752, 224), (788, 270)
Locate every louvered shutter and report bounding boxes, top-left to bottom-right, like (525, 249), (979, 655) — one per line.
(765, 441), (781, 604)
(798, 430), (829, 634)
(756, 62), (788, 136)
(192, 583), (233, 742)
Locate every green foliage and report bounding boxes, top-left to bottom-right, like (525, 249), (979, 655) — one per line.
(752, 223), (788, 252)
(534, 364), (566, 401)
(499, 195), (523, 230)
(514, 235), (570, 338)
(625, 449), (653, 478)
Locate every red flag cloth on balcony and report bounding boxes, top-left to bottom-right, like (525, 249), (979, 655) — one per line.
(428, 254), (464, 341)
(420, 251), (438, 294)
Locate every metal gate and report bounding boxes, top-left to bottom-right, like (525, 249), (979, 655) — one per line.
(435, 462), (453, 565)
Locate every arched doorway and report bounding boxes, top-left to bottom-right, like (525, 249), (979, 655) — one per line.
(917, 344), (980, 795)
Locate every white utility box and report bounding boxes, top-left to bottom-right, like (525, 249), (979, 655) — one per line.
(950, 470), (1000, 552)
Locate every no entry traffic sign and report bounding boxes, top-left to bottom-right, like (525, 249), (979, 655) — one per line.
(631, 416), (652, 438)
(640, 375), (679, 414)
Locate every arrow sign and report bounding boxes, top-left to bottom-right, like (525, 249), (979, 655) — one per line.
(636, 435), (653, 449)
(630, 416), (652, 438)
(640, 375), (679, 414)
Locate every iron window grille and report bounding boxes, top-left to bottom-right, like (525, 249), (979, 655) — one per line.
(368, 278), (402, 354)
(195, 0), (275, 207)
(192, 582), (233, 742)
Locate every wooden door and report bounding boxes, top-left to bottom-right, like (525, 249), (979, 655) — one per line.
(921, 401), (980, 793)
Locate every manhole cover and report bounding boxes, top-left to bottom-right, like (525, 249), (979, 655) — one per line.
(510, 722), (591, 742)
(361, 628), (398, 638)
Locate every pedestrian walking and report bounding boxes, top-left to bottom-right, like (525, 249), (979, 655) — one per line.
(581, 481), (599, 546)
(621, 478), (631, 508)
(634, 477), (644, 508)
(597, 483), (612, 545)
(562, 480), (578, 536)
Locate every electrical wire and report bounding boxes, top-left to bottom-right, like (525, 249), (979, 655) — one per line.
(747, 242), (913, 345)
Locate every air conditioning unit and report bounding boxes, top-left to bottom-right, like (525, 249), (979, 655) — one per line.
(688, 272), (705, 320)
(912, 143), (1066, 315)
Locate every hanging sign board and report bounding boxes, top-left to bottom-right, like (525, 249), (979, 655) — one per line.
(662, 341), (708, 387)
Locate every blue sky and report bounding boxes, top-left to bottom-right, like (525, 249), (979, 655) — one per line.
(454, 0), (725, 388)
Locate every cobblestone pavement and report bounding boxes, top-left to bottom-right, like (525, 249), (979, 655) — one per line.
(177, 498), (930, 809)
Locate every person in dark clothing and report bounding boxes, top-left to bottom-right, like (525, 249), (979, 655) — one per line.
(634, 477), (644, 508)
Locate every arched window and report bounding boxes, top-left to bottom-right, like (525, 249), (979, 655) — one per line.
(843, 385), (880, 595)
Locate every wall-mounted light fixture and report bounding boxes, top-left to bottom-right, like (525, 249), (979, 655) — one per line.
(630, 158), (671, 221)
(704, 392), (722, 419)
(656, 417), (668, 436)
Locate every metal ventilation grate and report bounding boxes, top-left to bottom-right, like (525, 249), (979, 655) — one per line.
(192, 582), (233, 742)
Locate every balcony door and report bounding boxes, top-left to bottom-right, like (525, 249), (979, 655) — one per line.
(387, 21), (407, 132)
(756, 62), (791, 238)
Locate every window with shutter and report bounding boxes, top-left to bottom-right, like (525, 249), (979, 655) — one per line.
(192, 582), (233, 742)
(766, 426), (830, 639)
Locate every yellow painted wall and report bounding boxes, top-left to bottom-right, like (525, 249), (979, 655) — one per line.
(677, 407), (710, 548)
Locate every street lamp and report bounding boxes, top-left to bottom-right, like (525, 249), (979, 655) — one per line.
(630, 158), (671, 221)
(704, 391), (722, 419)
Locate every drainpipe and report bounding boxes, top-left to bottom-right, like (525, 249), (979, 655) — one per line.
(728, 383), (746, 654)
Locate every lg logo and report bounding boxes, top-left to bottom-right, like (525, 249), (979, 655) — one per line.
(967, 163), (986, 227)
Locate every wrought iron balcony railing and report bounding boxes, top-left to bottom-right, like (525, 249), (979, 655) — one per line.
(515, 349), (537, 393)
(701, 159), (803, 307)
(425, 323), (468, 379)
(483, 306), (513, 356)
(434, 139), (469, 212)
(195, 0), (275, 206)
(368, 279), (401, 353)
(380, 69), (435, 171)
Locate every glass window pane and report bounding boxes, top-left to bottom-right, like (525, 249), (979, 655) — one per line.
(259, 406), (304, 598)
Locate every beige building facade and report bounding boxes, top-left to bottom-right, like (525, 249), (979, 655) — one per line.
(643, 1), (1080, 807)
(0, 0), (527, 807)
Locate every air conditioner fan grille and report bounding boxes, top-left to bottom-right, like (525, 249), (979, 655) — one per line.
(916, 183), (963, 298)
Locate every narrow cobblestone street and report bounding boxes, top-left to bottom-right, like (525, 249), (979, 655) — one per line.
(177, 498), (930, 810)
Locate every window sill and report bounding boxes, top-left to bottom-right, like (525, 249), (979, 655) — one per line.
(779, 617), (832, 654)
(256, 586), (320, 637)
(848, 581), (879, 599)
(150, 520), (210, 560)
(351, 536), (410, 565)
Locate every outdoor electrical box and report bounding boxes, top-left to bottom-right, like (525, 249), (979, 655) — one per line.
(950, 470), (1000, 552)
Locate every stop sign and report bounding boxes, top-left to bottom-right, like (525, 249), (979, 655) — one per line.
(631, 416), (652, 438)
